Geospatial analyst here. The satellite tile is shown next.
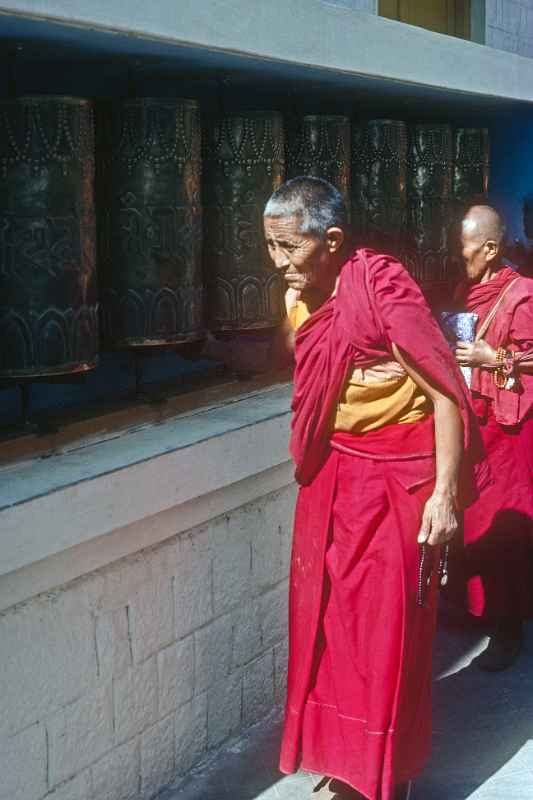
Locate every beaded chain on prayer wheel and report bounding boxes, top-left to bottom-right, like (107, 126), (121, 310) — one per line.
(405, 124), (453, 306)
(0, 96), (98, 378)
(203, 111), (285, 331)
(97, 98), (203, 348)
(287, 115), (351, 207)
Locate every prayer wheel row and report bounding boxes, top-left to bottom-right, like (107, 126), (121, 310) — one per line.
(351, 122), (490, 303)
(0, 96), (489, 379)
(0, 100), (351, 378)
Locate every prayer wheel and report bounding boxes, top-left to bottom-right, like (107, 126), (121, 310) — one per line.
(350, 124), (369, 245)
(408, 124), (452, 200)
(98, 98), (203, 348)
(287, 115), (351, 207)
(203, 111), (285, 331)
(365, 119), (407, 257)
(0, 96), (98, 379)
(450, 128), (490, 292)
(406, 124), (453, 303)
(453, 127), (490, 207)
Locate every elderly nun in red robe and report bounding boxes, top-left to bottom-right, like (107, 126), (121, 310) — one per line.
(454, 205), (533, 672)
(263, 178), (485, 800)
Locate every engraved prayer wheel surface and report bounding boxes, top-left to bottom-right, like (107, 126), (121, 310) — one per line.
(0, 96), (98, 378)
(365, 120), (407, 256)
(287, 115), (351, 206)
(406, 124), (453, 303)
(408, 123), (452, 200)
(203, 111), (285, 331)
(98, 98), (203, 348)
(350, 124), (369, 245)
(453, 128), (490, 206)
(449, 128), (490, 300)
(406, 197), (452, 286)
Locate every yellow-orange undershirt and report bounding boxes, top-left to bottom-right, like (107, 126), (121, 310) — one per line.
(288, 299), (431, 433)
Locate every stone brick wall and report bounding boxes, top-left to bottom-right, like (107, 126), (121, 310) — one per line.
(0, 484), (296, 800)
(486, 0), (533, 56)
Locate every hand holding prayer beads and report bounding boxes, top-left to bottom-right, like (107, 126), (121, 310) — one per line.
(455, 340), (520, 390)
(417, 489), (459, 547)
(417, 544), (450, 608)
(455, 338), (497, 368)
(494, 346), (519, 390)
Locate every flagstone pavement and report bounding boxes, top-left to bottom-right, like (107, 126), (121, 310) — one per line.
(162, 616), (533, 800)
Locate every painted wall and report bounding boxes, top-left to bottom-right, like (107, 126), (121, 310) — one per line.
(486, 0), (533, 57)
(321, 0), (378, 11)
(321, 0), (533, 56)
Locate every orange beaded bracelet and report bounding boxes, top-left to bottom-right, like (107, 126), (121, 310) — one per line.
(494, 347), (516, 389)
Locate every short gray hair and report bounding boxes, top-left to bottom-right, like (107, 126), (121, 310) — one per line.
(264, 176), (348, 238)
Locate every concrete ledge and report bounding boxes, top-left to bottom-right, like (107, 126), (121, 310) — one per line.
(0, 460), (294, 612)
(0, 384), (293, 596)
(1, 0), (533, 103)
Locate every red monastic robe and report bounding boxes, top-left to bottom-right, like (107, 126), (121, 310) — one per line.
(280, 250), (484, 800)
(458, 266), (533, 620)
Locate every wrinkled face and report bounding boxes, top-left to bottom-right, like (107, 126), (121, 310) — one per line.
(461, 219), (491, 283)
(264, 214), (336, 293)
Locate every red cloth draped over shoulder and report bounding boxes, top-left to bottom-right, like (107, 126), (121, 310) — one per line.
(290, 248), (485, 492)
(457, 265), (533, 426)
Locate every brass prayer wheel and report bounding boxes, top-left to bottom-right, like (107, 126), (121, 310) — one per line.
(0, 96), (98, 379)
(98, 98), (203, 348)
(203, 111), (285, 331)
(406, 197), (451, 284)
(449, 128), (490, 296)
(453, 128), (490, 207)
(350, 124), (369, 246)
(365, 119), (407, 257)
(287, 115), (351, 206)
(408, 124), (452, 200)
(406, 124), (453, 302)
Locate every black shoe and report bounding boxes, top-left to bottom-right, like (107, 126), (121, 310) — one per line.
(473, 619), (523, 672)
(395, 781), (413, 800)
(313, 776), (410, 799)
(312, 777), (365, 799)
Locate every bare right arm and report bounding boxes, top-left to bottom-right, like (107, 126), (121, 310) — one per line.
(392, 343), (462, 547)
